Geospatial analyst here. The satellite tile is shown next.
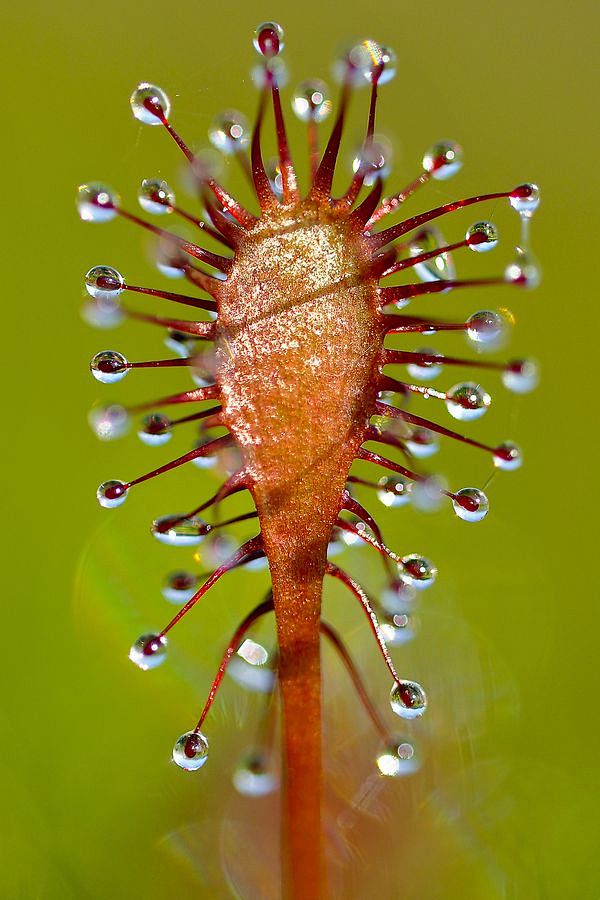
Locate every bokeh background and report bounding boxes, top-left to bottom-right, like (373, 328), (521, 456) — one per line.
(4, 0), (598, 896)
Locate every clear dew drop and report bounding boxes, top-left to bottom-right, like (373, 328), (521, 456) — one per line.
(129, 632), (167, 670)
(349, 40), (397, 85)
(380, 610), (418, 646)
(90, 350), (129, 384)
(130, 82), (170, 125)
(381, 579), (417, 615)
(502, 359), (539, 393)
(151, 514), (211, 547)
(238, 639), (269, 667)
(233, 753), (277, 797)
(352, 138), (392, 186)
(82, 296), (124, 329)
(88, 404), (130, 441)
(445, 382), (491, 421)
(253, 21), (284, 57)
(200, 533), (238, 568)
(96, 479), (128, 508)
(164, 329), (195, 359)
(138, 413), (172, 446)
(406, 427), (440, 459)
(400, 554), (437, 590)
(162, 571), (199, 604)
(291, 79), (332, 122)
(467, 310), (505, 347)
(406, 347), (443, 380)
(376, 740), (420, 777)
(409, 227), (456, 283)
(466, 221), (498, 253)
(227, 656), (275, 693)
(411, 476), (446, 513)
(510, 183), (540, 216)
(209, 110), (250, 155)
(251, 57), (288, 90)
(138, 178), (175, 215)
(191, 437), (218, 469)
(452, 487), (490, 523)
(85, 265), (124, 300)
(155, 241), (187, 279)
(494, 440), (523, 471)
(505, 248), (541, 289)
(172, 730), (209, 771)
(390, 680), (427, 719)
(422, 140), (463, 180)
(376, 475), (411, 508)
(77, 183), (120, 223)
(265, 157), (283, 197)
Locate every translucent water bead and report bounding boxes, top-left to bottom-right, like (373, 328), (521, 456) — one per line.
(151, 515), (212, 547)
(376, 740), (420, 777)
(85, 265), (124, 300)
(380, 610), (418, 646)
(129, 633), (167, 670)
(130, 82), (170, 125)
(172, 731), (209, 771)
(381, 579), (417, 615)
(233, 753), (277, 796)
(422, 140), (463, 180)
(376, 475), (411, 508)
(390, 680), (427, 719)
(208, 111), (250, 155)
(253, 21), (284, 57)
(466, 221), (498, 253)
(349, 40), (397, 84)
(162, 571), (199, 604)
(502, 359), (539, 393)
(352, 139), (391, 186)
(88, 404), (129, 441)
(493, 441), (523, 471)
(138, 178), (175, 215)
(445, 382), (491, 421)
(90, 350), (129, 384)
(77, 183), (120, 222)
(405, 427), (439, 459)
(452, 487), (489, 523)
(406, 349), (443, 380)
(96, 480), (128, 508)
(510, 182), (540, 216)
(400, 554), (437, 590)
(467, 310), (505, 347)
(505, 248), (541, 289)
(138, 413), (172, 446)
(291, 80), (332, 122)
(409, 227), (456, 283)
(82, 296), (124, 329)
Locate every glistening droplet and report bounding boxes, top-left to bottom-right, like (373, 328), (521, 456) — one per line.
(376, 740), (420, 777)
(445, 382), (491, 421)
(96, 480), (128, 508)
(172, 730), (209, 771)
(452, 487), (490, 523)
(90, 350), (128, 384)
(422, 140), (463, 180)
(151, 515), (211, 547)
(130, 82), (171, 125)
(129, 633), (167, 670)
(85, 265), (124, 300)
(138, 178), (175, 215)
(390, 680), (427, 719)
(77, 183), (120, 223)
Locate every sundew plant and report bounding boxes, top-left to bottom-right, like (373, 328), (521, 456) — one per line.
(78, 22), (539, 899)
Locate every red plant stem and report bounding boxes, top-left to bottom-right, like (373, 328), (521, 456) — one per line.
(264, 528), (326, 899)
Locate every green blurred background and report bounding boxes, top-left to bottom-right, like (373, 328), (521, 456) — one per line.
(3, 0), (598, 896)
